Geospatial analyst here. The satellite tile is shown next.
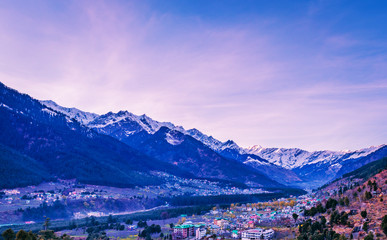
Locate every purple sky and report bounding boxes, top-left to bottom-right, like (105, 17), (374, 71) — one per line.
(1, 1), (386, 151)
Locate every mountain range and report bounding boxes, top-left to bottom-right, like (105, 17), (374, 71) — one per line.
(1, 81), (386, 190)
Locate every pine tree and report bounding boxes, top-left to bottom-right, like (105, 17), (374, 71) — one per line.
(15, 230), (28, 240)
(361, 210), (367, 219)
(381, 215), (387, 236)
(2, 229), (15, 240)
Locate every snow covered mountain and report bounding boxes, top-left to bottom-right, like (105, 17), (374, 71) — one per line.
(245, 144), (387, 188)
(40, 100), (244, 153)
(40, 100), (99, 125)
(88, 110), (186, 135)
(246, 145), (385, 169)
(39, 99), (387, 189)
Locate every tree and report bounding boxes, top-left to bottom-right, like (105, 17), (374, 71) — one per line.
(326, 198), (338, 209)
(381, 215), (387, 236)
(292, 213), (298, 222)
(2, 229), (16, 240)
(344, 197), (349, 206)
(60, 234), (72, 240)
(43, 217), (51, 230)
(28, 231), (37, 240)
(137, 220), (148, 228)
(363, 222), (369, 232)
(339, 234), (346, 240)
(364, 191), (372, 200)
(361, 210), (367, 219)
(107, 214), (114, 223)
(364, 232), (374, 240)
(16, 230), (29, 240)
(39, 230), (57, 240)
(320, 216), (327, 227)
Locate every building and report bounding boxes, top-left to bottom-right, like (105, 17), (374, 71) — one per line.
(195, 228), (206, 239)
(214, 218), (229, 228)
(241, 228), (274, 240)
(231, 230), (239, 238)
(173, 224), (195, 239)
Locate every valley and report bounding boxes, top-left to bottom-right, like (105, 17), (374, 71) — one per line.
(0, 81), (386, 240)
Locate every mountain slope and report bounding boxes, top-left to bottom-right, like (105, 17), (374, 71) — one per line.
(340, 156), (387, 181)
(0, 143), (51, 189)
(1, 82), (286, 189)
(0, 81), (192, 188)
(94, 125), (284, 188)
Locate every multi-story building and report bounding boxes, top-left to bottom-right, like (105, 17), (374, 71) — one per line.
(214, 218), (229, 228)
(241, 228), (274, 240)
(195, 227), (206, 239)
(173, 224), (195, 239)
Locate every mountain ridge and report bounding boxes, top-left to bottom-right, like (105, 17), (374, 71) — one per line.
(32, 90), (387, 189)
(0, 81), (285, 189)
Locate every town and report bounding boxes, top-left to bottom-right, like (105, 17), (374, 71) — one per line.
(0, 177), (269, 225)
(1, 170), (387, 239)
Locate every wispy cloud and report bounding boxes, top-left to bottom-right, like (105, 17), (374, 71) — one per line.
(0, 0), (386, 151)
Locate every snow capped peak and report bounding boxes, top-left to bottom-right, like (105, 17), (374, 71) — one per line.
(219, 140), (246, 154)
(246, 145), (386, 169)
(88, 110), (185, 135)
(186, 128), (223, 149)
(40, 100), (99, 125)
(221, 140), (238, 149)
(247, 145), (263, 152)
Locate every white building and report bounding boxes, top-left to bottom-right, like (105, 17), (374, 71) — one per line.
(241, 228), (274, 240)
(195, 228), (206, 240)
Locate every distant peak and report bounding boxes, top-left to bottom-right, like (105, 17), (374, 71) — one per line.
(224, 140), (236, 145)
(248, 145), (263, 150)
(117, 110), (130, 116)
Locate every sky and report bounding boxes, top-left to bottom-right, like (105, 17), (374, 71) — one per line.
(0, 0), (387, 151)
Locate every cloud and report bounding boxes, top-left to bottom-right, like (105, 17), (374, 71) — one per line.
(0, 1), (386, 151)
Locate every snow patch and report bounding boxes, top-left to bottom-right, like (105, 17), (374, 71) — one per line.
(42, 108), (58, 116)
(165, 133), (183, 145)
(243, 156), (270, 166)
(125, 130), (136, 136)
(0, 103), (12, 110)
